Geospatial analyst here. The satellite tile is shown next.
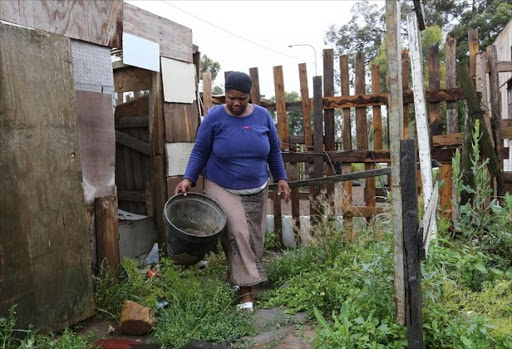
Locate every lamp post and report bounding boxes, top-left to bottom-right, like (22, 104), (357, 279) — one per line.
(288, 43), (318, 76)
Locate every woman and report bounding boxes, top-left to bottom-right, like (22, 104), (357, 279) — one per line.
(175, 71), (290, 312)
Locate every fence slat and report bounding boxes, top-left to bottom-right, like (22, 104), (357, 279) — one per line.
(298, 63), (313, 148)
(340, 54), (353, 237)
(249, 67), (261, 106)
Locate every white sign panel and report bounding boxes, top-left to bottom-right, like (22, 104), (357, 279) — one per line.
(161, 57), (196, 103)
(122, 32), (160, 72)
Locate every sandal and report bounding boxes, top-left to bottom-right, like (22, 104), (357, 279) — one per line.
(236, 301), (254, 313)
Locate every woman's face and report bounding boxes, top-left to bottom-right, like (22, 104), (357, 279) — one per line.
(225, 90), (250, 116)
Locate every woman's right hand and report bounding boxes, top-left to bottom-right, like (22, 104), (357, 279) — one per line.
(175, 178), (192, 195)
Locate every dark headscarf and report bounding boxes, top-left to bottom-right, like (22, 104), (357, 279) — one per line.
(225, 71), (252, 93)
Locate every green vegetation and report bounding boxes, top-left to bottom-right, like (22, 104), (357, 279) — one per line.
(2, 125), (512, 348)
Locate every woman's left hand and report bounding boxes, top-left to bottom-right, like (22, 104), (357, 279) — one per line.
(277, 179), (290, 203)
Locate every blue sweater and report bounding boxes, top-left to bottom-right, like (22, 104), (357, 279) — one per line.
(183, 105), (288, 190)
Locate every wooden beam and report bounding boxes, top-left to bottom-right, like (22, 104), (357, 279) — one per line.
(408, 12), (436, 236)
(202, 71), (212, 115)
(311, 76), (324, 227)
(269, 168), (390, 189)
(468, 29), (479, 81)
(428, 43), (442, 137)
(402, 50), (410, 139)
(386, 0), (405, 325)
(457, 64), (501, 177)
(487, 45), (504, 196)
(249, 67), (262, 106)
(273, 66), (289, 150)
(340, 54), (353, 236)
(150, 71), (167, 245)
(323, 48), (335, 196)
(115, 116), (149, 128)
(115, 130), (151, 155)
(446, 36), (458, 133)
(114, 66), (152, 93)
(95, 196), (120, 272)
(489, 61), (512, 73)
(118, 190), (146, 202)
(400, 139), (423, 348)
(432, 133), (463, 147)
(299, 63), (313, 148)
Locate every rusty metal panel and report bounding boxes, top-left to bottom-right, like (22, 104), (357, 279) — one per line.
(0, 22), (94, 332)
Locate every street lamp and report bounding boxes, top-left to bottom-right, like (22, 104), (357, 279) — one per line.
(288, 43), (318, 76)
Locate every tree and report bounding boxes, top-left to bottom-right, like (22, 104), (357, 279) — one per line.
(450, 0), (512, 63)
(324, 0), (510, 65)
(200, 55), (221, 81)
(270, 91), (304, 136)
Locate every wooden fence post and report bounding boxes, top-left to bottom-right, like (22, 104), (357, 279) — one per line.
(386, 0), (405, 326)
(401, 140), (423, 349)
(96, 195), (120, 272)
(310, 76), (324, 229)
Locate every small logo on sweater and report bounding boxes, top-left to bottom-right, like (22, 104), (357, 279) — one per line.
(243, 126), (250, 130)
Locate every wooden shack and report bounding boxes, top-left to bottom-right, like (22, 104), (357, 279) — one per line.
(0, 0), (200, 332)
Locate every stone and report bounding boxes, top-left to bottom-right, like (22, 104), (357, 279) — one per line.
(119, 300), (155, 336)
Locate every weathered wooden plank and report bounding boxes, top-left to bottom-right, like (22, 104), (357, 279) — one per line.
(202, 71), (212, 115)
(0, 0), (122, 47)
(502, 127), (512, 139)
(118, 190), (146, 202)
(115, 130), (151, 155)
(446, 36), (458, 134)
(340, 55), (352, 151)
(408, 13), (436, 239)
(163, 103), (199, 142)
(256, 88), (466, 112)
(440, 165), (453, 218)
(115, 116), (149, 128)
(355, 52), (368, 150)
(476, 52), (493, 142)
(273, 66), (289, 150)
(457, 64), (501, 177)
(340, 54), (353, 236)
(150, 71), (167, 244)
(311, 76), (324, 227)
(0, 22), (93, 332)
(487, 45), (504, 196)
(95, 196), (120, 271)
(432, 132), (463, 147)
(400, 139), (423, 349)
(496, 61), (512, 73)
(468, 29), (479, 80)
(115, 95), (149, 117)
(402, 50), (410, 139)
(114, 66), (152, 93)
(387, 0), (405, 326)
(323, 49), (335, 152)
(428, 44), (442, 136)
(269, 168), (390, 189)
(298, 63), (313, 148)
(323, 49), (335, 196)
(123, 3), (193, 62)
(249, 67), (261, 106)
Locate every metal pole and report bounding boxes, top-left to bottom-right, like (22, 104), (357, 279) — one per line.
(289, 43), (318, 76)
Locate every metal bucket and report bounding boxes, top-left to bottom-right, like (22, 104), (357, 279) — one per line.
(163, 193), (226, 265)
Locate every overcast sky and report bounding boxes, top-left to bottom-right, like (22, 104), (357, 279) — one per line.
(126, 0), (384, 97)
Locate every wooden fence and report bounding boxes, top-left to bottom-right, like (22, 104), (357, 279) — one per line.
(202, 31), (511, 241)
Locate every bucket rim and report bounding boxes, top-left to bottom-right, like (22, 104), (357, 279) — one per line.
(163, 192), (227, 238)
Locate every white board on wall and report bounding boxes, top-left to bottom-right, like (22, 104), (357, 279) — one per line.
(165, 142), (194, 177)
(161, 57), (196, 103)
(123, 32), (160, 72)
